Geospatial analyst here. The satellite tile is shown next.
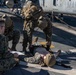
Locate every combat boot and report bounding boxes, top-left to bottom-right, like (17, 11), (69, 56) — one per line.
(46, 45), (53, 54)
(55, 50), (61, 58)
(46, 45), (50, 51)
(23, 47), (30, 56)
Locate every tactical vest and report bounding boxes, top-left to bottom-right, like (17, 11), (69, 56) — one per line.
(22, 1), (43, 20)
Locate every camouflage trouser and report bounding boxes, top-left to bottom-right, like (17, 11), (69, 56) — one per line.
(24, 52), (42, 64)
(23, 20), (35, 51)
(43, 20), (52, 51)
(7, 29), (20, 50)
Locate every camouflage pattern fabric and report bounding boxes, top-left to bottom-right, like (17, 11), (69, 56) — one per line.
(0, 34), (17, 72)
(22, 1), (52, 51)
(23, 20), (36, 51)
(22, 1), (43, 20)
(23, 15), (52, 51)
(6, 29), (20, 49)
(42, 16), (52, 51)
(24, 52), (43, 64)
(21, 1), (33, 17)
(3, 15), (20, 50)
(0, 57), (17, 71)
(4, 21), (14, 36)
(24, 46), (56, 67)
(0, 35), (8, 55)
(22, 1), (52, 50)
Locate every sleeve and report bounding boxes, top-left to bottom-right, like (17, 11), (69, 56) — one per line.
(24, 57), (36, 64)
(0, 34), (14, 59)
(4, 22), (14, 36)
(0, 35), (8, 54)
(43, 18), (52, 50)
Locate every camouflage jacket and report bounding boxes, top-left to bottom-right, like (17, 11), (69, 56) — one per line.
(0, 34), (18, 72)
(0, 34), (13, 59)
(4, 23), (14, 36)
(0, 34), (8, 55)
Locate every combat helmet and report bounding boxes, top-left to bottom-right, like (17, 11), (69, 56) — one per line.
(2, 14), (13, 28)
(5, 0), (14, 8)
(44, 54), (56, 67)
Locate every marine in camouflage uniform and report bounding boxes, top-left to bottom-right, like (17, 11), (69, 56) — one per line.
(24, 44), (56, 67)
(0, 19), (18, 74)
(22, 1), (52, 53)
(2, 14), (20, 51)
(0, 35), (18, 72)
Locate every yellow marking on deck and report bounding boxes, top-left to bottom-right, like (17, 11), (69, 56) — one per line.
(40, 42), (55, 48)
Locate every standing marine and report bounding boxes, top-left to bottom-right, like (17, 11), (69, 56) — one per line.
(22, 0), (52, 54)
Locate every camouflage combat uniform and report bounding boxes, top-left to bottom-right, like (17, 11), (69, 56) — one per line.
(22, 1), (52, 52)
(3, 15), (20, 51)
(24, 45), (56, 67)
(0, 34), (18, 72)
